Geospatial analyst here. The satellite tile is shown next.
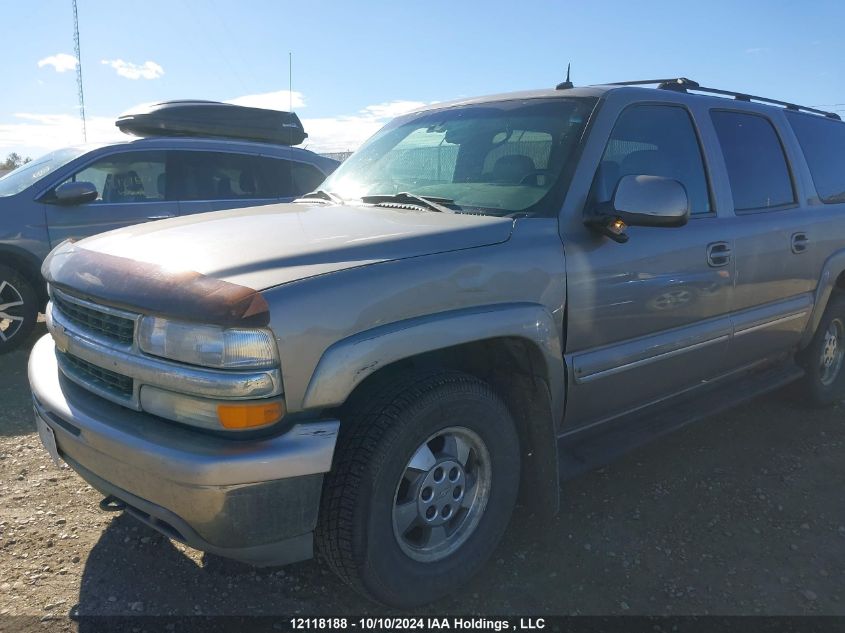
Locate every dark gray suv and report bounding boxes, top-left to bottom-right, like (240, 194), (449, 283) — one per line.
(0, 136), (338, 352)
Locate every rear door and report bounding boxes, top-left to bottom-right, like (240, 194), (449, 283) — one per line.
(44, 150), (177, 246)
(563, 101), (736, 428)
(708, 110), (816, 368)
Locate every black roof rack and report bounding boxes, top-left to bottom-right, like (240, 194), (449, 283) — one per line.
(601, 77), (841, 121)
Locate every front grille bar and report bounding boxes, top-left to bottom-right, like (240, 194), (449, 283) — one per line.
(59, 352), (134, 400)
(47, 297), (282, 409)
(51, 288), (137, 345)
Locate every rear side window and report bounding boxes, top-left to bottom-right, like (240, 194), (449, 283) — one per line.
(591, 104), (712, 215)
(786, 112), (845, 203)
(711, 111), (794, 211)
(169, 151), (287, 201)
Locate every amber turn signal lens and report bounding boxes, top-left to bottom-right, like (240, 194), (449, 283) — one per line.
(610, 218), (627, 233)
(217, 401), (285, 429)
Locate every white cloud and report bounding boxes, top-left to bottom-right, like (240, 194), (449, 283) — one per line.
(37, 53), (78, 73)
(745, 47), (769, 55)
(101, 59), (164, 80)
(360, 101), (429, 120)
(0, 113), (123, 153)
(303, 100), (428, 153)
(228, 90), (305, 111)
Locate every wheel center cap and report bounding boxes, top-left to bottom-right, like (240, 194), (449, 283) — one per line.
(417, 459), (466, 526)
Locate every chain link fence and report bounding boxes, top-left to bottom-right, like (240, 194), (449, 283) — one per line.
(320, 151), (353, 163)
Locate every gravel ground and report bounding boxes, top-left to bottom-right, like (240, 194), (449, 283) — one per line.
(2, 324), (845, 622)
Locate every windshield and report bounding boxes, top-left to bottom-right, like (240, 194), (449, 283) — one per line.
(0, 147), (88, 197)
(320, 97), (596, 216)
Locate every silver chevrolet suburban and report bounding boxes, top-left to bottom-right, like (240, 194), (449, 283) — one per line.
(28, 78), (845, 607)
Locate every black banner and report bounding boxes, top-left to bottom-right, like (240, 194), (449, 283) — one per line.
(3, 616), (845, 633)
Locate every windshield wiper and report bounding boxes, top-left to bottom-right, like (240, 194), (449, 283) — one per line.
(361, 192), (455, 214)
(294, 189), (345, 205)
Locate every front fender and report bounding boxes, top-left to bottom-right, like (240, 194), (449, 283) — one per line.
(301, 302), (565, 420)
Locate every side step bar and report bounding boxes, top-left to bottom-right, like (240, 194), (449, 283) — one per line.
(558, 361), (805, 480)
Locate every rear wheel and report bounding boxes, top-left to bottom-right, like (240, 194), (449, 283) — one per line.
(316, 370), (520, 607)
(0, 265), (38, 354)
(797, 295), (845, 407)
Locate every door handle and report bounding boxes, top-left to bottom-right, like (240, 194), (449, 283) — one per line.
(146, 214), (175, 220)
(791, 232), (809, 254)
(707, 241), (732, 267)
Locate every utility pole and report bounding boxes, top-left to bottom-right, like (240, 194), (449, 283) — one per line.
(72, 0), (87, 142)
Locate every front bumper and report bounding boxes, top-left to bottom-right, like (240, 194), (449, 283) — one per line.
(28, 334), (339, 566)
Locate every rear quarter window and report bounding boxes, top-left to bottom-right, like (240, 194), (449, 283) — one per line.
(786, 112), (845, 204)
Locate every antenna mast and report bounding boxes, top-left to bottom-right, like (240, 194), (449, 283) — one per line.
(555, 63), (574, 90)
(289, 52), (292, 112)
(72, 0), (87, 142)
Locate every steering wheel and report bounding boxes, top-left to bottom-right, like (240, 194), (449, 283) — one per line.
(519, 169), (552, 186)
(490, 127), (514, 148)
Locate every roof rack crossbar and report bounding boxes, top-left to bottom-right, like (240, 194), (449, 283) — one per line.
(602, 78), (841, 120)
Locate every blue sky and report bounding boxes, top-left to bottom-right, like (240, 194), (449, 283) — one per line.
(2, 0), (844, 157)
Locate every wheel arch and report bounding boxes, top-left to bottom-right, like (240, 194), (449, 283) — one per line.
(0, 245), (47, 308)
(802, 248), (845, 348)
(304, 303), (566, 516)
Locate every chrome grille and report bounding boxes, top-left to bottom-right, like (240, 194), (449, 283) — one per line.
(58, 351), (134, 399)
(52, 290), (135, 345)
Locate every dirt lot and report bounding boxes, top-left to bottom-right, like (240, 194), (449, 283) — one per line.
(2, 324), (845, 621)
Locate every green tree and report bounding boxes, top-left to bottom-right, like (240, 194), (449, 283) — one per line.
(1, 153), (33, 170)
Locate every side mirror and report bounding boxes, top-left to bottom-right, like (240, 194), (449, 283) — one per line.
(587, 175), (689, 243)
(52, 181), (98, 205)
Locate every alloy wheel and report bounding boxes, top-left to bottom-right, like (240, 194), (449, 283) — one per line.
(0, 280), (26, 344)
(819, 318), (845, 387)
(392, 426), (492, 563)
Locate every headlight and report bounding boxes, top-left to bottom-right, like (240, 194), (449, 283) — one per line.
(138, 316), (279, 369)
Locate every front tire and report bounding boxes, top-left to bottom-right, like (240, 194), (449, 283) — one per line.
(797, 294), (845, 407)
(316, 370), (520, 607)
(0, 265), (38, 354)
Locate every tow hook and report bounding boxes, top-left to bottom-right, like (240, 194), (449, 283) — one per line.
(99, 495), (126, 512)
